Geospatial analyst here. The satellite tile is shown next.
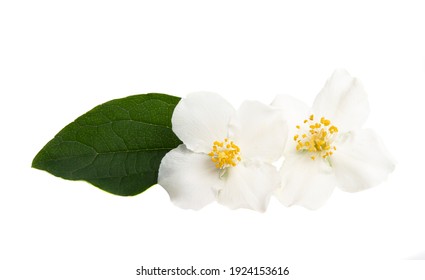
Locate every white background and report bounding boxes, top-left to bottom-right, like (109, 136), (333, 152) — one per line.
(1, 0), (424, 279)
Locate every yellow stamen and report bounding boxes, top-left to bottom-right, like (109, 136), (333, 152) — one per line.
(293, 115), (338, 160)
(209, 139), (241, 169)
(329, 126), (338, 134)
(320, 117), (331, 126)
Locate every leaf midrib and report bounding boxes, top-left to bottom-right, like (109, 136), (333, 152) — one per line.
(75, 118), (173, 129)
(41, 147), (176, 161)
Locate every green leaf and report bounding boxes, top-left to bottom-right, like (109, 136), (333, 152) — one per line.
(32, 93), (182, 196)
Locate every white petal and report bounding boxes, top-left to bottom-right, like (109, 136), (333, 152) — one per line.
(172, 92), (236, 153)
(276, 154), (337, 210)
(312, 69), (370, 132)
(271, 94), (311, 124)
(217, 162), (279, 212)
(229, 100), (287, 163)
(331, 129), (395, 192)
(158, 145), (218, 210)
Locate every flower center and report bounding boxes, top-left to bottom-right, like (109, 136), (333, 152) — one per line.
(293, 114), (338, 160)
(208, 138), (241, 169)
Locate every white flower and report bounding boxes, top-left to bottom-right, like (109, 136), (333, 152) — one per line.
(272, 69), (395, 210)
(158, 92), (287, 211)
